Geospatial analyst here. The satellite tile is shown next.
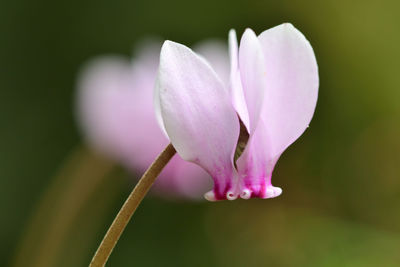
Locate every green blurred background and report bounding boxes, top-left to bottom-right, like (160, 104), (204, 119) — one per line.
(2, 0), (400, 266)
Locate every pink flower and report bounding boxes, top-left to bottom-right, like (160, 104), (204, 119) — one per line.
(155, 23), (319, 201)
(76, 41), (230, 199)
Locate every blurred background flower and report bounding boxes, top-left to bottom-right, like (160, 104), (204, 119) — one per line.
(76, 40), (213, 199)
(2, 0), (400, 266)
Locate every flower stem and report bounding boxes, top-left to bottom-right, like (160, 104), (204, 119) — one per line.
(90, 143), (176, 267)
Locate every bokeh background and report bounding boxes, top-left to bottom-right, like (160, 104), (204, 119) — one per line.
(2, 0), (400, 266)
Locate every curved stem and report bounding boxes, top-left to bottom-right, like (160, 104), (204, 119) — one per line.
(90, 143), (176, 267)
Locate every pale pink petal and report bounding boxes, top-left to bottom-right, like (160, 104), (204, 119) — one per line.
(156, 41), (240, 200)
(258, 23), (319, 158)
(156, 39), (233, 138)
(229, 29), (239, 73)
(236, 24), (318, 199)
(229, 29), (250, 130)
(238, 28), (268, 133)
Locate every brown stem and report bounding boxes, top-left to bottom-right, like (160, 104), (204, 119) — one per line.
(90, 143), (176, 267)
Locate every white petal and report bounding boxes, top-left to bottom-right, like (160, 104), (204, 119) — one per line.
(257, 23), (319, 158)
(238, 28), (268, 133)
(156, 41), (239, 175)
(229, 29), (250, 130)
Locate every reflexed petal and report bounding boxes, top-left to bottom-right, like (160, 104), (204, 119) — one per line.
(238, 28), (268, 133)
(258, 23), (319, 157)
(156, 40), (232, 138)
(236, 24), (318, 199)
(229, 29), (239, 72)
(156, 41), (240, 200)
(229, 29), (250, 130)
